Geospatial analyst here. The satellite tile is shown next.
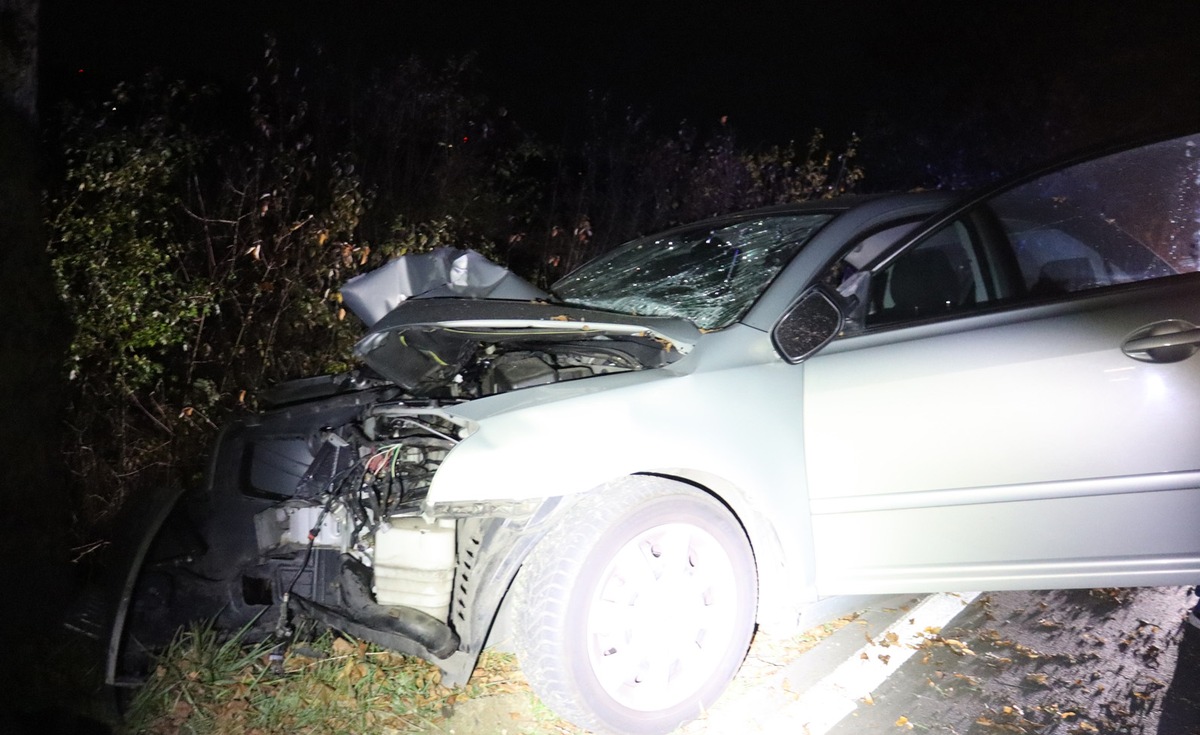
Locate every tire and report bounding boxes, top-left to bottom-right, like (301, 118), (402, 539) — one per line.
(513, 477), (757, 734)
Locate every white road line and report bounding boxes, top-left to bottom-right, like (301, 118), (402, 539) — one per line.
(767, 591), (981, 735)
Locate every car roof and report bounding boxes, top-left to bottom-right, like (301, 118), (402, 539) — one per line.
(639, 191), (956, 238)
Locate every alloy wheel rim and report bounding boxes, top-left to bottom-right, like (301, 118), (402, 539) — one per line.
(585, 521), (741, 711)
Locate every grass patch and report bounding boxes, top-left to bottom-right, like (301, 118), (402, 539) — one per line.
(122, 623), (456, 734)
(124, 614), (861, 734)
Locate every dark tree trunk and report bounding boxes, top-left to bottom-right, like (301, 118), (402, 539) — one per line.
(0, 1), (83, 730)
(0, 0), (37, 123)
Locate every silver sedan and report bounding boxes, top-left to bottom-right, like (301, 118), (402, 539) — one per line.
(109, 132), (1200, 734)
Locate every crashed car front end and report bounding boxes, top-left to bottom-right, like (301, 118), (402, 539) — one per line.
(107, 212), (835, 700)
(108, 297), (700, 686)
(217, 389), (563, 684)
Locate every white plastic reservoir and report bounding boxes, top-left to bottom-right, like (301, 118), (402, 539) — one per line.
(372, 517), (456, 621)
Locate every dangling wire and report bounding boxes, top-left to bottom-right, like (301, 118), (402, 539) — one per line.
(272, 435), (419, 642)
(274, 493), (335, 641)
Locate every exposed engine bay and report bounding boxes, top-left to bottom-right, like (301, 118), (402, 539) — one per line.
(147, 334), (663, 684)
(243, 401), (469, 663)
(251, 337), (652, 601)
(251, 339), (652, 563)
(106, 249), (700, 689)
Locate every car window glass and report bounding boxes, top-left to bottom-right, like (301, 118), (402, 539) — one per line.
(840, 222), (920, 270)
(989, 140), (1194, 294)
(826, 219), (993, 330)
(868, 221), (989, 326)
(554, 213), (833, 330)
(830, 133), (1200, 333)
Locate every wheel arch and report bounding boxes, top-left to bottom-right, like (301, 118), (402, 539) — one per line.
(631, 469), (800, 631)
(490, 470), (799, 645)
(505, 471), (763, 733)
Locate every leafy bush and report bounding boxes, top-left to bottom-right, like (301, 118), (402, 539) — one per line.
(50, 78), (219, 527)
(518, 98), (864, 277)
(52, 81), (208, 393)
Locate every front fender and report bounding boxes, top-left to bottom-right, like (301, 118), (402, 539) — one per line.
(431, 353), (817, 628)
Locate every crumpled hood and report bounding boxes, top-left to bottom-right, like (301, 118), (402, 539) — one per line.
(353, 298), (701, 394)
(340, 247), (551, 327)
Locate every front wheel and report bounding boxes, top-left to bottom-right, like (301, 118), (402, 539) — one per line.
(513, 478), (757, 734)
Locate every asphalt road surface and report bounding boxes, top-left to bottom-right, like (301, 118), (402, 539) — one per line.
(687, 586), (1200, 735)
(826, 587), (1199, 735)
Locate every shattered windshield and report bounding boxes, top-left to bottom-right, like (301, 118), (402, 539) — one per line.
(553, 213), (834, 329)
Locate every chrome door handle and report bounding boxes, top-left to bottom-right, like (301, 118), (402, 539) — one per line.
(1122, 320), (1200, 363)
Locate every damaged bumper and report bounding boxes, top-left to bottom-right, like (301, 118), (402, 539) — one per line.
(105, 383), (564, 688)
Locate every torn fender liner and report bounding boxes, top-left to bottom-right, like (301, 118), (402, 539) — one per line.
(288, 554), (460, 658)
(291, 555), (461, 660)
(290, 595), (461, 660)
(341, 247), (549, 327)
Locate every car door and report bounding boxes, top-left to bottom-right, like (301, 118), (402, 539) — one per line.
(798, 133), (1200, 595)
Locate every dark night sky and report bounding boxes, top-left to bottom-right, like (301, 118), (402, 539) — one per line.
(40, 0), (1200, 185)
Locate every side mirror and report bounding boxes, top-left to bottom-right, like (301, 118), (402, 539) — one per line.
(772, 289), (843, 363)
